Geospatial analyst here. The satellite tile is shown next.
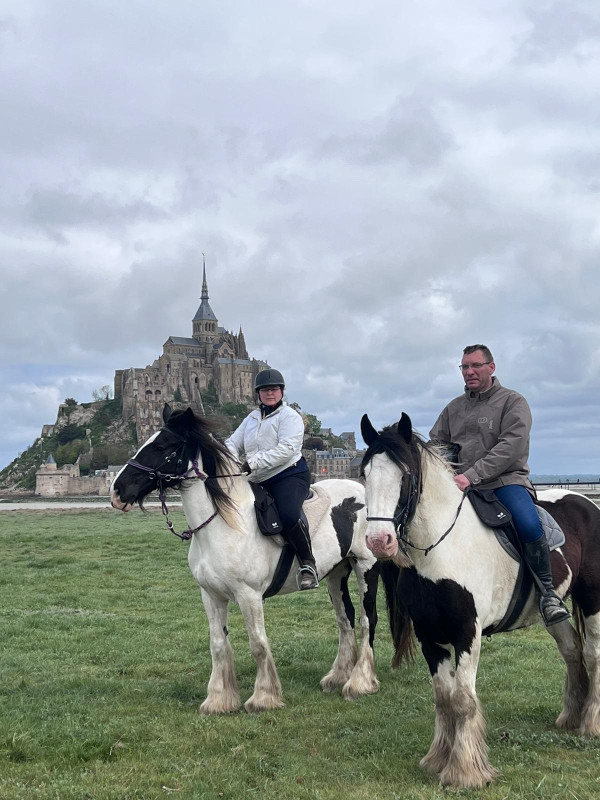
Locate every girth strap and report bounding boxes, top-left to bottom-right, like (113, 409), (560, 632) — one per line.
(263, 544), (296, 599)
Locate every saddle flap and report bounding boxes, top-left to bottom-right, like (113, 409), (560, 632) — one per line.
(249, 483), (283, 536)
(467, 488), (513, 528)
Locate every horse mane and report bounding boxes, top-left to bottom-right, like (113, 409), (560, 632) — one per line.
(166, 408), (241, 526)
(360, 422), (452, 489)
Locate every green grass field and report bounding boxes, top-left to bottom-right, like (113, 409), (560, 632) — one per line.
(1, 509), (600, 800)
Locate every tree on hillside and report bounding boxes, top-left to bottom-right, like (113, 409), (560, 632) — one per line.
(54, 439), (89, 467)
(64, 397), (78, 406)
(303, 413), (322, 435)
(90, 443), (135, 471)
(92, 385), (113, 401)
(57, 424), (88, 445)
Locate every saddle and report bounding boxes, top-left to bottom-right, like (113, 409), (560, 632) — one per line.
(467, 488), (565, 635)
(250, 483), (332, 599)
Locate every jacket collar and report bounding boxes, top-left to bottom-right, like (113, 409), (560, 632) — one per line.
(465, 376), (502, 400)
(260, 399), (283, 418)
(252, 400), (286, 419)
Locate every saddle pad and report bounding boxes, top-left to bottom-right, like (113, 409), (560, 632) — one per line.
(537, 505), (565, 550)
(302, 483), (332, 539)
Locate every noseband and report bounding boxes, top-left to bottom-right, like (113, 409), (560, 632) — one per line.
(124, 427), (245, 540)
(366, 472), (420, 536)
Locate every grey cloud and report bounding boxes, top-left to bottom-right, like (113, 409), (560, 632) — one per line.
(24, 187), (167, 233)
(2, 0), (600, 474)
(317, 95), (455, 168)
(517, 1), (600, 64)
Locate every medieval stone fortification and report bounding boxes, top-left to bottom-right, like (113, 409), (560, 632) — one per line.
(36, 455), (120, 497)
(113, 262), (269, 444)
(26, 263), (361, 497)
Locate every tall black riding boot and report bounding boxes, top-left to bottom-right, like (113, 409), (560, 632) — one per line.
(285, 519), (319, 590)
(523, 537), (570, 626)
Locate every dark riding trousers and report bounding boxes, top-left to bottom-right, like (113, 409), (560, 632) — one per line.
(258, 458), (310, 530)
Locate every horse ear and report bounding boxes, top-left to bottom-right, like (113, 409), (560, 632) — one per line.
(163, 403), (173, 424)
(398, 412), (412, 443)
(361, 414), (379, 447)
(182, 407), (196, 423)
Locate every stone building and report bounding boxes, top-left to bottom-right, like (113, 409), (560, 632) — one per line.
(305, 447), (355, 482)
(35, 454), (118, 496)
(114, 260), (269, 443)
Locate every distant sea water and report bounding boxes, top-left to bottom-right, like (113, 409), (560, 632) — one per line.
(531, 474), (600, 484)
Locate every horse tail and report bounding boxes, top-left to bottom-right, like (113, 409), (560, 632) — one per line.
(380, 561), (417, 667)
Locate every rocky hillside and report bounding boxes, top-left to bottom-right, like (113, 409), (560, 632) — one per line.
(0, 393), (336, 493)
(0, 399), (136, 492)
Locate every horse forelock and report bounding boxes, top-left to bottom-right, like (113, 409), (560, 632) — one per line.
(360, 423), (426, 479)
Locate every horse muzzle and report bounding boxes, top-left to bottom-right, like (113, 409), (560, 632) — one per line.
(111, 491), (132, 513)
(366, 529), (399, 560)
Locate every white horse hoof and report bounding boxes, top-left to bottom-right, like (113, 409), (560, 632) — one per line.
(244, 695), (285, 713)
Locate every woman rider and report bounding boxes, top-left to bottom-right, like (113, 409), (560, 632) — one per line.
(225, 368), (319, 590)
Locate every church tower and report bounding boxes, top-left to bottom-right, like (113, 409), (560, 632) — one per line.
(192, 255), (218, 342)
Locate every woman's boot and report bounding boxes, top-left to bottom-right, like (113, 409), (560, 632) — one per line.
(285, 519), (319, 590)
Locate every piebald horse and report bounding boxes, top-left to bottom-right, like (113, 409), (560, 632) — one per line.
(361, 413), (600, 789)
(110, 405), (381, 713)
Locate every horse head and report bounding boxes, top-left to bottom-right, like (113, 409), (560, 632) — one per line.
(360, 413), (420, 566)
(111, 404), (198, 511)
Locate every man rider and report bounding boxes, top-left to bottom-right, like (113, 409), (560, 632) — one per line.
(429, 344), (570, 626)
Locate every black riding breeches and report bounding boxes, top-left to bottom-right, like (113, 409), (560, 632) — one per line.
(259, 470), (311, 530)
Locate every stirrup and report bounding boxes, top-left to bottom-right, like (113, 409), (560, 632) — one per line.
(540, 594), (571, 627)
(296, 564), (319, 591)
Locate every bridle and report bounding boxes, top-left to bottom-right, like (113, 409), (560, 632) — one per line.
(124, 427), (246, 540)
(366, 464), (469, 557)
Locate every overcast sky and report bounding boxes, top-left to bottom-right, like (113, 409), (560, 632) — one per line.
(2, 0), (600, 475)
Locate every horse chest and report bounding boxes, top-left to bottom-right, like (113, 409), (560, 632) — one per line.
(401, 568), (478, 652)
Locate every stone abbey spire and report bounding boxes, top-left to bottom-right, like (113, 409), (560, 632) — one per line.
(114, 252), (270, 445)
(237, 325), (248, 359)
(192, 254), (218, 341)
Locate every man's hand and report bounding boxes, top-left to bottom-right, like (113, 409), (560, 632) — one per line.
(454, 473), (471, 492)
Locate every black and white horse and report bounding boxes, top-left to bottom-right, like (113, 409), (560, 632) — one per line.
(360, 413), (600, 789)
(110, 405), (381, 713)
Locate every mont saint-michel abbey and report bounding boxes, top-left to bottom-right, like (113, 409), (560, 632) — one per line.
(114, 264), (269, 442)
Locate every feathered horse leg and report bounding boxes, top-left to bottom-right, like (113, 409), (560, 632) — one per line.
(343, 560), (380, 699)
(237, 590), (284, 713)
(321, 563), (359, 693)
(199, 589), (241, 714)
(437, 632), (498, 789)
(420, 648), (455, 776)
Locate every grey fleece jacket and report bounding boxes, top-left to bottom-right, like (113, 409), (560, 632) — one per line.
(429, 377), (534, 490)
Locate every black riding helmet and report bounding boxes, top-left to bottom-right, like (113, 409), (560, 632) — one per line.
(254, 369), (285, 393)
